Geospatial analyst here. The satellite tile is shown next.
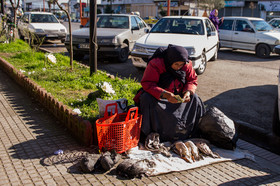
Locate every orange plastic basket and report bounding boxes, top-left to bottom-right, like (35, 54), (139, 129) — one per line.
(96, 103), (142, 153)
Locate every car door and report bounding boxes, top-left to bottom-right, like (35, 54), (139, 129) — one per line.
(232, 19), (256, 50)
(218, 19), (234, 48)
(205, 19), (219, 59)
(130, 16), (143, 50)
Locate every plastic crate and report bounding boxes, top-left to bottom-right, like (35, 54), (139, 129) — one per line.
(96, 103), (142, 153)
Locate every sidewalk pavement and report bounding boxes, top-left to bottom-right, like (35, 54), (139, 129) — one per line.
(1, 67), (280, 186)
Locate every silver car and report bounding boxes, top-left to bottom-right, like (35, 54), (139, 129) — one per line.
(219, 17), (280, 58)
(64, 14), (150, 62)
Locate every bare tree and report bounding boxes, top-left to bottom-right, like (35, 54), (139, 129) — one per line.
(54, 0), (73, 70)
(199, 0), (225, 13)
(9, 0), (19, 41)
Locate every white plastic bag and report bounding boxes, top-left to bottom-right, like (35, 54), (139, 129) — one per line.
(96, 98), (128, 117)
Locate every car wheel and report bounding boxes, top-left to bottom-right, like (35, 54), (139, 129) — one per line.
(118, 43), (129, 63)
(195, 51), (207, 75)
(210, 45), (218, 61)
(256, 44), (270, 58)
(273, 98), (280, 136)
(18, 29), (24, 40)
(73, 52), (84, 61)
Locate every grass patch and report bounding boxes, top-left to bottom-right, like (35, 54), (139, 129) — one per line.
(0, 39), (141, 122)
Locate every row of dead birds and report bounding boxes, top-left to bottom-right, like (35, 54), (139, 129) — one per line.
(79, 133), (220, 178)
(79, 149), (154, 178)
(144, 133), (220, 163)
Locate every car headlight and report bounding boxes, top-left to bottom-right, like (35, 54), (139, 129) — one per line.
(35, 29), (44, 33)
(100, 37), (117, 44)
(185, 48), (195, 55)
(133, 45), (147, 53)
(275, 40), (280, 45)
(60, 29), (66, 33)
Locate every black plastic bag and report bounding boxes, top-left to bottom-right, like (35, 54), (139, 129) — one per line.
(198, 106), (238, 150)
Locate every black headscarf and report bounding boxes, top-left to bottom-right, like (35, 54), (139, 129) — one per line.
(148, 44), (189, 90)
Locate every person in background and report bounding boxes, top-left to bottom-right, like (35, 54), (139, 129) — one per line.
(209, 9), (224, 31)
(135, 44), (205, 143)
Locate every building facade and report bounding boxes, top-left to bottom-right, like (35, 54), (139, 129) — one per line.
(219, 0), (280, 21)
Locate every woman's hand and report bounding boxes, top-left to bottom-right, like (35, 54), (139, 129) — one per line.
(162, 91), (179, 103)
(183, 91), (191, 103)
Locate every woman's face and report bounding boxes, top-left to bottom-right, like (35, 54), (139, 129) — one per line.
(171, 61), (185, 71)
(215, 10), (218, 16)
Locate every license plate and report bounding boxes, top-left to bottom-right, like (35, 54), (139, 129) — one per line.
(79, 43), (90, 49)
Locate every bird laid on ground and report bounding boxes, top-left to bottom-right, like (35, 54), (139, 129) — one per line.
(171, 141), (193, 163)
(100, 149), (121, 171)
(184, 140), (202, 161)
(190, 138), (220, 158)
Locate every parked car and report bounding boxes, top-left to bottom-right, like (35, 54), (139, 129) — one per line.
(131, 16), (219, 75)
(64, 14), (150, 62)
(18, 12), (67, 43)
(268, 18), (280, 30)
(219, 16), (280, 58)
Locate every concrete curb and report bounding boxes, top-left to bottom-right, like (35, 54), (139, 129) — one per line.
(0, 56), (95, 146)
(235, 120), (280, 155)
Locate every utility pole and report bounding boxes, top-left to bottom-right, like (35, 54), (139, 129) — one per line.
(43, 0), (45, 12)
(80, 0), (82, 22)
(1, 0), (4, 14)
(167, 0), (170, 16)
(89, 0), (97, 75)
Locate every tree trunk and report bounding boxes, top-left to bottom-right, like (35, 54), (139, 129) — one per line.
(54, 0), (73, 70)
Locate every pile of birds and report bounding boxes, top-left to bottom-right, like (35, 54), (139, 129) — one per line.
(171, 138), (220, 163)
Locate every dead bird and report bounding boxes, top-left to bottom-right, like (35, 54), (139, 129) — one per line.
(145, 133), (160, 150)
(190, 138), (220, 158)
(100, 149), (121, 171)
(79, 154), (101, 173)
(171, 141), (193, 163)
(116, 159), (154, 179)
(144, 133), (171, 157)
(184, 140), (202, 161)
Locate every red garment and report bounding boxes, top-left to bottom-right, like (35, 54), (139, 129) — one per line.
(141, 58), (198, 100)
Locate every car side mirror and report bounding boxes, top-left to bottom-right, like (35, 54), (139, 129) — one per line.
(132, 26), (140, 30)
(144, 28), (150, 33)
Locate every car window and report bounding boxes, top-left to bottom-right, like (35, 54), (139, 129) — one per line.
(250, 20), (273, 31)
(206, 19), (215, 32)
(235, 20), (252, 32)
(131, 17), (138, 29)
(150, 18), (204, 35)
(205, 19), (213, 35)
(135, 16), (145, 28)
(219, 19), (234, 30)
(31, 14), (59, 23)
(97, 16), (129, 29)
(270, 20), (280, 28)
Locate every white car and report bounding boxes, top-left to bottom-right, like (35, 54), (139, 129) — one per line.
(18, 12), (67, 43)
(268, 18), (280, 30)
(131, 16), (219, 75)
(219, 16), (280, 57)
